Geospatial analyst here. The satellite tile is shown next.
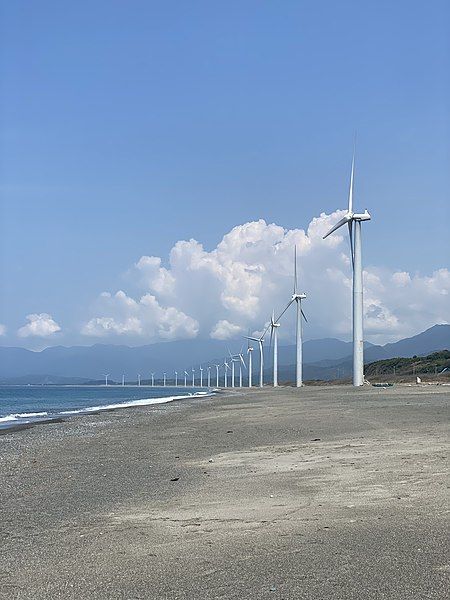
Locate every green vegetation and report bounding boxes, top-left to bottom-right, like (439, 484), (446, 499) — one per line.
(365, 350), (450, 377)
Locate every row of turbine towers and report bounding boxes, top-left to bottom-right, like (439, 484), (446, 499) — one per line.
(104, 150), (370, 389)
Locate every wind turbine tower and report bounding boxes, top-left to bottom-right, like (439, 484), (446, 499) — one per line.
(323, 149), (371, 386)
(246, 343), (253, 388)
(103, 373), (109, 387)
(276, 246), (308, 387)
(245, 334), (265, 387)
(269, 311), (281, 387)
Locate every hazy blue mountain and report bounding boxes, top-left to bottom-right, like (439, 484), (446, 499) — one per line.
(0, 324), (448, 383)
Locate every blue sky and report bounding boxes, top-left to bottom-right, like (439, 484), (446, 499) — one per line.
(1, 1), (449, 348)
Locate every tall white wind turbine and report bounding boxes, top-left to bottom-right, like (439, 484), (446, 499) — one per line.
(122, 374), (125, 386)
(174, 371), (178, 387)
(246, 342), (253, 388)
(103, 373), (110, 387)
(214, 364), (220, 387)
(184, 370), (188, 387)
(137, 374), (141, 386)
(151, 373), (155, 387)
(223, 358), (229, 387)
(237, 351), (245, 387)
(245, 334), (265, 387)
(200, 366), (203, 387)
(269, 311), (281, 387)
(191, 368), (195, 387)
(323, 150), (371, 386)
(163, 372), (166, 387)
(276, 246), (307, 387)
(207, 366), (211, 387)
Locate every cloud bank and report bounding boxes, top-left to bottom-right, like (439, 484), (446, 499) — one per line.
(80, 213), (449, 345)
(18, 313), (61, 338)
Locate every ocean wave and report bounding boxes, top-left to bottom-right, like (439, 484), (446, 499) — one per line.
(60, 392), (206, 415)
(0, 411), (48, 422)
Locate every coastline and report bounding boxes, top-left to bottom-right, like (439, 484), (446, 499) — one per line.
(0, 385), (448, 599)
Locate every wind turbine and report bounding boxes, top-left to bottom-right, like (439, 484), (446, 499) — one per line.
(137, 374), (141, 386)
(103, 373), (109, 387)
(276, 246), (307, 387)
(191, 368), (195, 387)
(223, 358), (229, 387)
(200, 366), (204, 387)
(174, 371), (178, 386)
(269, 310), (281, 387)
(246, 341), (253, 388)
(228, 351), (237, 388)
(214, 364), (220, 387)
(122, 374), (125, 386)
(151, 373), (155, 387)
(184, 370), (188, 387)
(245, 334), (265, 387)
(322, 149), (371, 386)
(163, 372), (166, 387)
(207, 366), (211, 387)
(237, 350), (246, 387)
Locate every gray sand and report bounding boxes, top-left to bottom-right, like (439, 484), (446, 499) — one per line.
(0, 385), (448, 599)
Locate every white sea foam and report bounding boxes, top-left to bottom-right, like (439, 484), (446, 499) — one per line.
(60, 392), (205, 415)
(0, 411), (48, 422)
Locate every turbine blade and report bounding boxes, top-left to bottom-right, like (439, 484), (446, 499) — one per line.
(348, 150), (355, 214)
(301, 308), (308, 323)
(276, 299), (294, 322)
(323, 215), (351, 239)
(294, 245), (298, 294)
(348, 220), (354, 269)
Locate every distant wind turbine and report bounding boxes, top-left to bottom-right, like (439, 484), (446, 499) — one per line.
(200, 366), (203, 387)
(276, 246), (307, 387)
(207, 366), (211, 387)
(191, 368), (195, 387)
(122, 374), (125, 386)
(151, 373), (155, 387)
(245, 333), (265, 387)
(223, 358), (229, 387)
(137, 374), (141, 386)
(174, 371), (178, 387)
(184, 370), (188, 387)
(246, 340), (253, 388)
(163, 372), (166, 387)
(103, 373), (110, 387)
(269, 310), (281, 387)
(322, 148), (371, 386)
(214, 364), (220, 387)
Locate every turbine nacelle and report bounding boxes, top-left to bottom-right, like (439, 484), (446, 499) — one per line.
(291, 292), (307, 301)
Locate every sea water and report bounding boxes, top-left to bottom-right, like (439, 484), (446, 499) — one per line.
(0, 385), (209, 430)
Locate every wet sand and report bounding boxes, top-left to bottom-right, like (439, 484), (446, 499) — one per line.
(0, 385), (448, 599)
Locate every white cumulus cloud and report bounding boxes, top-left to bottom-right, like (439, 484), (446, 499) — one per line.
(210, 320), (243, 340)
(82, 290), (198, 341)
(0, 324), (6, 336)
(80, 213), (450, 345)
(18, 313), (61, 338)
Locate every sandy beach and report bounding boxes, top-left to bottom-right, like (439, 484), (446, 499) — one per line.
(0, 385), (448, 599)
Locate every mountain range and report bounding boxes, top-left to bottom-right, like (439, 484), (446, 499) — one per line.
(0, 324), (448, 384)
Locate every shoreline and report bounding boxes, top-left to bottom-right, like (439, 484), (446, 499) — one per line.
(0, 387), (215, 434)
